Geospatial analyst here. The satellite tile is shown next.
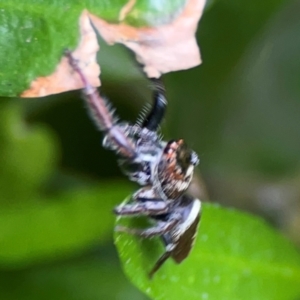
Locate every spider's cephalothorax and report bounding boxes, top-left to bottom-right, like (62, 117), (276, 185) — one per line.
(156, 139), (199, 199)
(66, 51), (201, 278)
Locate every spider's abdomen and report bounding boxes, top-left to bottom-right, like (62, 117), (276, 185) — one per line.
(161, 195), (201, 263)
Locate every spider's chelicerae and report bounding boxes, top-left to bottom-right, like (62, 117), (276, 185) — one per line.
(66, 52), (201, 278)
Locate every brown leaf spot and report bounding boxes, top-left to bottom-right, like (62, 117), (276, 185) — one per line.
(21, 10), (100, 98)
(89, 0), (205, 78)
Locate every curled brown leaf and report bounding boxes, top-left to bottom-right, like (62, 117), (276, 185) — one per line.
(89, 0), (205, 78)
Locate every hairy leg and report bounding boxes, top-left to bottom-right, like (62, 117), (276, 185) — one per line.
(114, 199), (172, 216)
(65, 50), (136, 159)
(115, 214), (181, 238)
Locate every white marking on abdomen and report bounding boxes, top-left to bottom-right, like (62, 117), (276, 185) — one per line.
(173, 199), (201, 239)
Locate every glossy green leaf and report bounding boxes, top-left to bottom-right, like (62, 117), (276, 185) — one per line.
(115, 203), (300, 300)
(0, 0), (186, 96)
(0, 183), (133, 267)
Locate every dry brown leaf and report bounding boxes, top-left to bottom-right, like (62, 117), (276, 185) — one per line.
(89, 0), (205, 78)
(21, 10), (100, 98)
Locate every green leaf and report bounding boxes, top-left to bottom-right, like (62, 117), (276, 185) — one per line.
(0, 183), (134, 267)
(124, 0), (187, 26)
(0, 0), (186, 96)
(115, 203), (300, 300)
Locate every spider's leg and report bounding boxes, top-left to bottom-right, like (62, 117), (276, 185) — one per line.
(65, 50), (136, 159)
(114, 199), (171, 216)
(149, 196), (201, 278)
(115, 213), (181, 238)
(139, 78), (167, 131)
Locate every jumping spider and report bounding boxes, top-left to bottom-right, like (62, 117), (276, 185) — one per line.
(66, 51), (201, 278)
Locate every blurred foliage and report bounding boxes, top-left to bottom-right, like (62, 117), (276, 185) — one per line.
(0, 247), (147, 300)
(1, 0), (300, 299)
